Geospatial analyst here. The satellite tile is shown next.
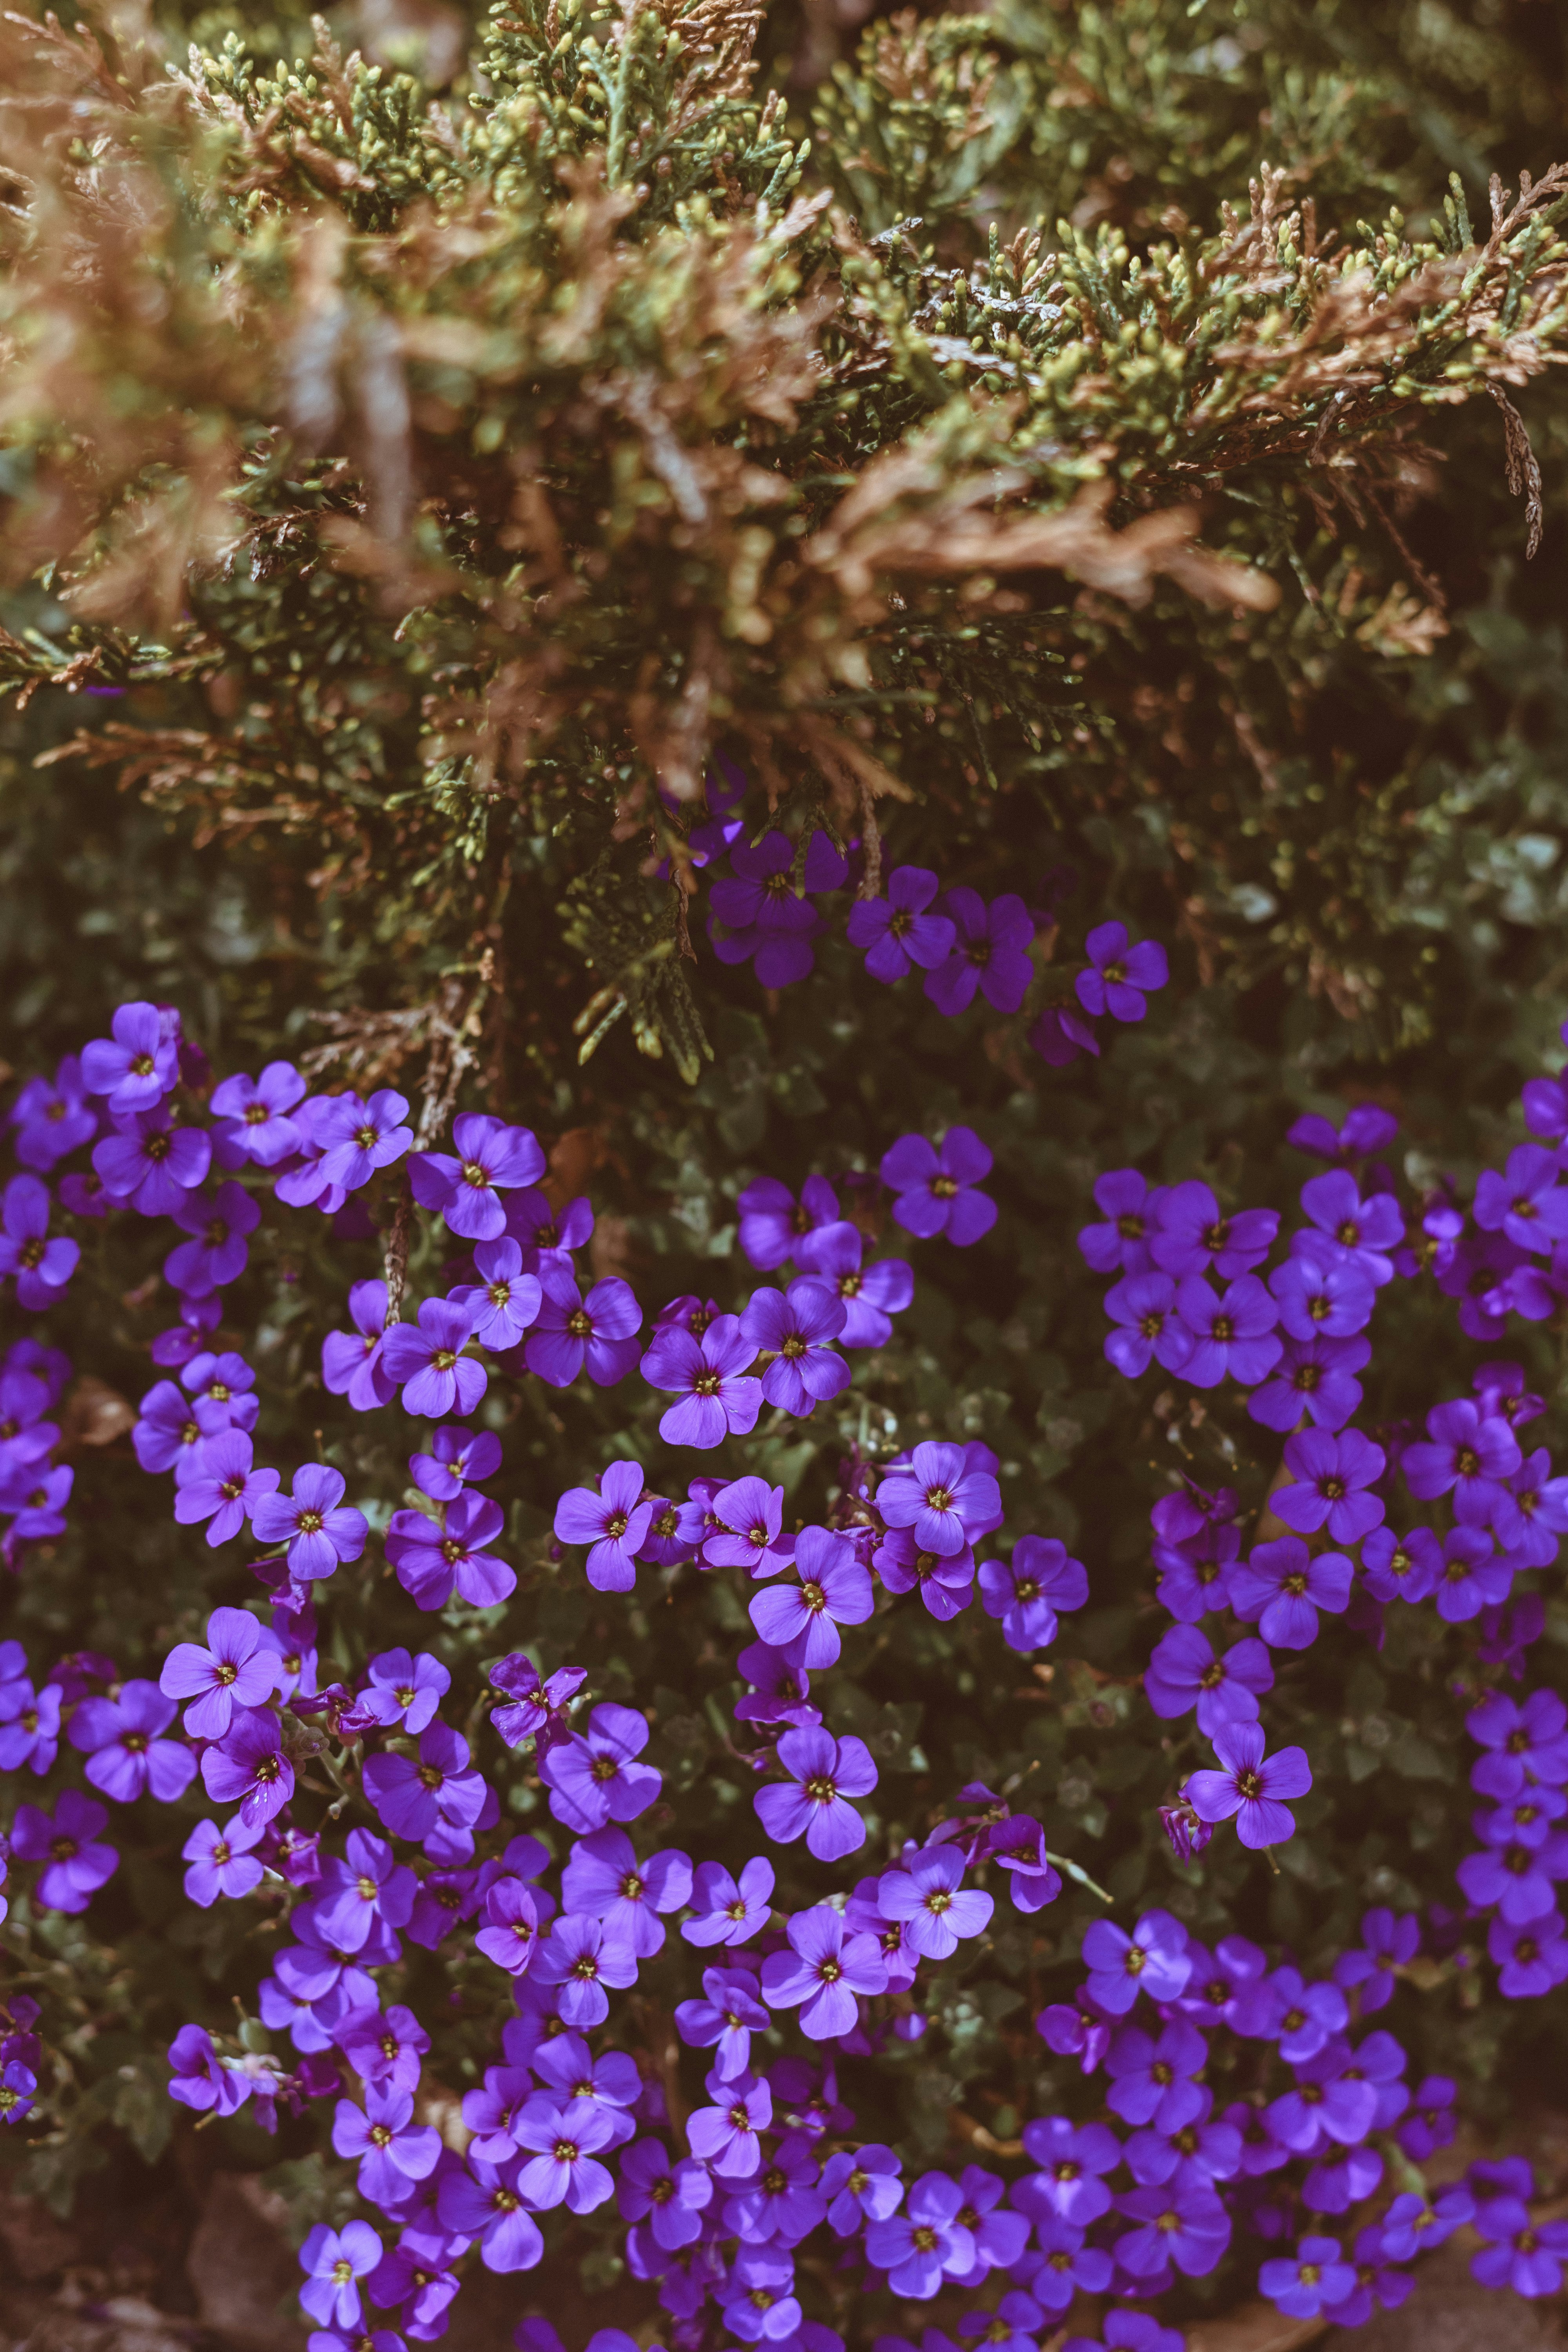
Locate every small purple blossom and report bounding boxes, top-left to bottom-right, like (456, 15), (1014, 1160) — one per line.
(976, 1535), (1087, 1653)
(1075, 921), (1168, 1022)
(408, 1114), (545, 1240)
(1187, 1722), (1312, 1848)
(250, 1464), (366, 1584)
(847, 866), (955, 983)
(755, 1726), (878, 1861)
(880, 1128), (996, 1246)
(640, 1314), (762, 1447)
(382, 1298), (487, 1417)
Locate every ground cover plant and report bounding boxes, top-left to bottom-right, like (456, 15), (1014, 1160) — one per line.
(6, 0), (1568, 2348)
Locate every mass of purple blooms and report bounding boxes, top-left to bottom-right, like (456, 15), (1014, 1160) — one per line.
(4, 942), (1568, 2352)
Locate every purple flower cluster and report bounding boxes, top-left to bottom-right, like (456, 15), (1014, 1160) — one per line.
(5, 981), (1567, 2352)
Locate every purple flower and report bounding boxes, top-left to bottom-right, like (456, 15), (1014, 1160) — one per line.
(701, 1474), (792, 1574)
(847, 867), (955, 982)
(381, 1297), (488, 1417)
(1103, 1272), (1192, 1378)
(640, 1314), (761, 1447)
(1018, 2223), (1113, 2314)
(688, 2069), (772, 2178)
(250, 1463), (366, 1584)
(313, 1828), (417, 1954)
(1471, 2197), (1568, 2296)
(474, 1877), (543, 1975)
(1187, 1723), (1312, 1848)
(1228, 1537), (1352, 1650)
(93, 1109), (211, 1216)
(10, 1789), (119, 1911)
(436, 2153), (544, 2274)
(1260, 2235), (1357, 2318)
(386, 1489), (514, 1611)
(0, 2060), (36, 2128)
(80, 1001), (179, 1114)
(408, 1113), (545, 1240)
(321, 1279), (398, 1412)
(526, 1267), (642, 1389)
(182, 1813), (265, 1906)
(1474, 1144), (1568, 1252)
(1080, 1169), (1162, 1275)
(361, 1722), (488, 1848)
(874, 1527), (974, 1621)
(353, 1648), (450, 1735)
(333, 2082), (441, 2205)
(682, 1856), (775, 1947)
(724, 2130), (828, 2247)
(1359, 1523), (1442, 1606)
(538, 1702), (661, 1835)
(1144, 1624), (1273, 1736)
(1076, 921), (1167, 1022)
(200, 1709), (295, 1828)
(615, 2136), (715, 2249)
(880, 1128), (996, 1245)
(11, 1056), (95, 1170)
(976, 1535), (1087, 1653)
(1271, 1426), (1386, 1544)
(980, 1813), (1061, 1911)
(70, 1677), (194, 1804)
(1404, 1397), (1522, 1510)
(1268, 1246), (1376, 1341)
(755, 1726), (878, 1861)
(0, 1680), (61, 1775)
(1, 1461), (73, 1542)
(555, 1458), (653, 1590)
(1489, 1912), (1568, 1996)
(1150, 1181), (1278, 1280)
(488, 1656), (586, 1751)
(513, 2092), (619, 2212)
(1379, 2186), (1475, 2261)
(740, 1279), (851, 1416)
(820, 2144), (904, 2234)
(210, 1061), (305, 1165)
(0, 1177), (78, 1308)
(311, 1089), (412, 1190)
(1436, 1525), (1512, 1622)
(173, 1432), (280, 1547)
(160, 1606), (280, 1738)
(866, 2171), (975, 2297)
(1456, 1837), (1561, 1925)
(877, 1440), (1001, 1557)
(1288, 1103), (1399, 1164)
(749, 1525), (873, 1668)
(1173, 1274), (1281, 1388)
(1298, 1170), (1403, 1279)
(1105, 2020), (1207, 2130)
(451, 1238), (542, 1350)
(164, 1181), (260, 1296)
(878, 1846), (992, 1959)
(1468, 1687), (1568, 1799)
(1016, 2116), (1122, 2225)
(409, 1425), (502, 1502)
(737, 1173), (841, 1272)
(711, 831), (821, 973)
(676, 1968), (771, 2076)
(1029, 1002), (1102, 1064)
(168, 2023), (248, 2118)
(924, 890), (1034, 1015)
(1113, 2183), (1230, 2278)
(561, 1826), (692, 1958)
(1081, 1908), (1192, 2016)
(505, 1185), (593, 1271)
(299, 2222), (384, 2330)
